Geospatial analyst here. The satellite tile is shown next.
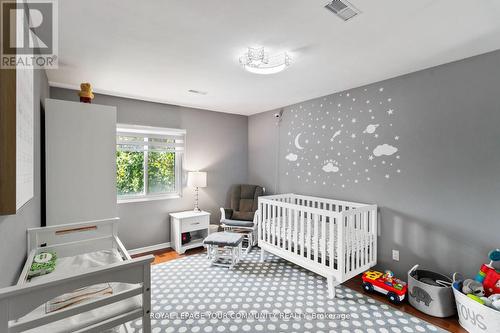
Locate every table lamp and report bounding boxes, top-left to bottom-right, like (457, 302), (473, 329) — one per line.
(187, 171), (207, 212)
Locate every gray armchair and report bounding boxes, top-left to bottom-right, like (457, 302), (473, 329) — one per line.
(220, 184), (265, 249)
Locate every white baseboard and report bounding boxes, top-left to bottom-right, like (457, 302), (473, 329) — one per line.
(128, 242), (171, 256)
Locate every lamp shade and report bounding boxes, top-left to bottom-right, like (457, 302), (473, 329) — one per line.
(187, 171), (207, 188)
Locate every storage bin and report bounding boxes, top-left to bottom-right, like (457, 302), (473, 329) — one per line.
(453, 281), (500, 333)
(407, 265), (456, 317)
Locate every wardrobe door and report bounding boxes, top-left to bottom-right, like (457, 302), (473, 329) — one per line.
(45, 98), (117, 225)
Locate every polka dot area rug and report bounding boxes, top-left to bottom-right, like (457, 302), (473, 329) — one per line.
(123, 249), (446, 333)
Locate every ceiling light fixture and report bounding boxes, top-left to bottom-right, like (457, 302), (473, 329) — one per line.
(239, 47), (291, 75)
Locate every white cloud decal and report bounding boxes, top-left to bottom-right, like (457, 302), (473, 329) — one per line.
(285, 153), (298, 161)
(322, 162), (339, 173)
(373, 144), (398, 157)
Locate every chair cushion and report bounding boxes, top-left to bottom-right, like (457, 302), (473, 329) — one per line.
(239, 199), (254, 212)
(221, 219), (255, 228)
(232, 211), (254, 221)
(203, 232), (244, 247)
(240, 185), (256, 199)
(230, 185), (264, 212)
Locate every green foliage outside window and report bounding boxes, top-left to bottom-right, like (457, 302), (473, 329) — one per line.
(116, 151), (144, 196)
(116, 150), (176, 197)
(148, 151), (176, 193)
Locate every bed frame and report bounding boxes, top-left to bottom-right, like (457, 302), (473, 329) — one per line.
(258, 194), (378, 298)
(0, 218), (154, 333)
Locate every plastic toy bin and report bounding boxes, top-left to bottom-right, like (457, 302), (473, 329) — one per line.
(407, 265), (456, 317)
(453, 282), (500, 333)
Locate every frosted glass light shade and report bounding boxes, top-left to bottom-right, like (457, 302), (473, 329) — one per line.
(187, 171), (207, 188)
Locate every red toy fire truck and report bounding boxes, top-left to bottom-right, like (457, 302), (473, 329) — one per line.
(362, 270), (408, 304)
(475, 249), (500, 296)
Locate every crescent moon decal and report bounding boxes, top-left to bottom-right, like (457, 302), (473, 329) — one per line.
(294, 133), (304, 150)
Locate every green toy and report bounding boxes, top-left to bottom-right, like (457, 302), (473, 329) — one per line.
(28, 252), (57, 278)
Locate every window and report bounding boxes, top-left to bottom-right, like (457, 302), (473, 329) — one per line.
(116, 124), (185, 202)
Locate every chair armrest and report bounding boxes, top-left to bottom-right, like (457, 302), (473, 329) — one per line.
(252, 210), (259, 231)
(220, 208), (233, 220)
(253, 210), (259, 225)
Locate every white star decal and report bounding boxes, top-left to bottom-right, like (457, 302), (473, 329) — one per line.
(387, 109), (394, 115)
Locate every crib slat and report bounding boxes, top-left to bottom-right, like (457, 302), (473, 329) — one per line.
(287, 207), (292, 251)
(363, 212), (369, 265)
(356, 213), (361, 270)
(313, 214), (319, 262)
(275, 205), (279, 246)
(266, 204), (273, 243)
(353, 213), (358, 271)
(301, 211), (305, 257)
(321, 215), (326, 266)
(329, 217), (335, 269)
(292, 209), (299, 254)
(259, 202), (266, 241)
(370, 208), (377, 262)
(306, 214), (312, 260)
(347, 215), (353, 274)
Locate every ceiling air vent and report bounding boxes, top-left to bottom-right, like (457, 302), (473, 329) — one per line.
(188, 89), (207, 95)
(325, 0), (360, 21)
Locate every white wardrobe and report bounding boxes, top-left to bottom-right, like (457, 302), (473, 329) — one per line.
(44, 98), (117, 225)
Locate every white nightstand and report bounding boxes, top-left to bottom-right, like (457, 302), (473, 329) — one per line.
(170, 210), (210, 254)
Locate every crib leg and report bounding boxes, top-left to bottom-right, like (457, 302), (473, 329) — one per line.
(143, 312), (152, 332)
(143, 265), (152, 332)
(260, 248), (267, 262)
(327, 276), (339, 298)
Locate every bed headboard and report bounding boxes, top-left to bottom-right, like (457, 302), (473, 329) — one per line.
(27, 217), (119, 253)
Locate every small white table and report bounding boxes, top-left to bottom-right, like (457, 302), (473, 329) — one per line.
(170, 210), (210, 254)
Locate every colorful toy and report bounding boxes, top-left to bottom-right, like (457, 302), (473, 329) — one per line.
(475, 249), (500, 296)
(78, 82), (94, 103)
(463, 279), (485, 297)
(487, 294), (500, 311)
(362, 270), (407, 304)
(28, 252), (57, 278)
(467, 293), (485, 305)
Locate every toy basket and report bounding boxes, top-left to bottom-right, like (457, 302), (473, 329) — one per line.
(453, 281), (500, 333)
(407, 265), (456, 317)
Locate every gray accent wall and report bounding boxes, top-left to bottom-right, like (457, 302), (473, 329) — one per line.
(50, 88), (248, 250)
(249, 50), (500, 279)
(0, 69), (49, 287)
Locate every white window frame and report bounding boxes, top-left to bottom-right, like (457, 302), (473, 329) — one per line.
(116, 124), (185, 204)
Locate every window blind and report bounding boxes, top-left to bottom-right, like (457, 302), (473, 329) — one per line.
(116, 124), (185, 152)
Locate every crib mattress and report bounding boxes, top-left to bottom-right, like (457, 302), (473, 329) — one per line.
(262, 218), (373, 259)
(15, 249), (141, 333)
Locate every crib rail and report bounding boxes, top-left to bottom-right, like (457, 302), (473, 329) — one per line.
(258, 194), (377, 288)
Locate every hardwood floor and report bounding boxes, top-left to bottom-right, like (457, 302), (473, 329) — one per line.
(134, 247), (466, 333)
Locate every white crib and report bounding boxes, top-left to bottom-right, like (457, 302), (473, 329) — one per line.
(258, 194), (378, 298)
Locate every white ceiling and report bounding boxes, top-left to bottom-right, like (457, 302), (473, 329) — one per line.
(47, 0), (500, 115)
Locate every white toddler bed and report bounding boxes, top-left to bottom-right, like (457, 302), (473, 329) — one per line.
(258, 194), (378, 298)
(0, 218), (154, 333)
